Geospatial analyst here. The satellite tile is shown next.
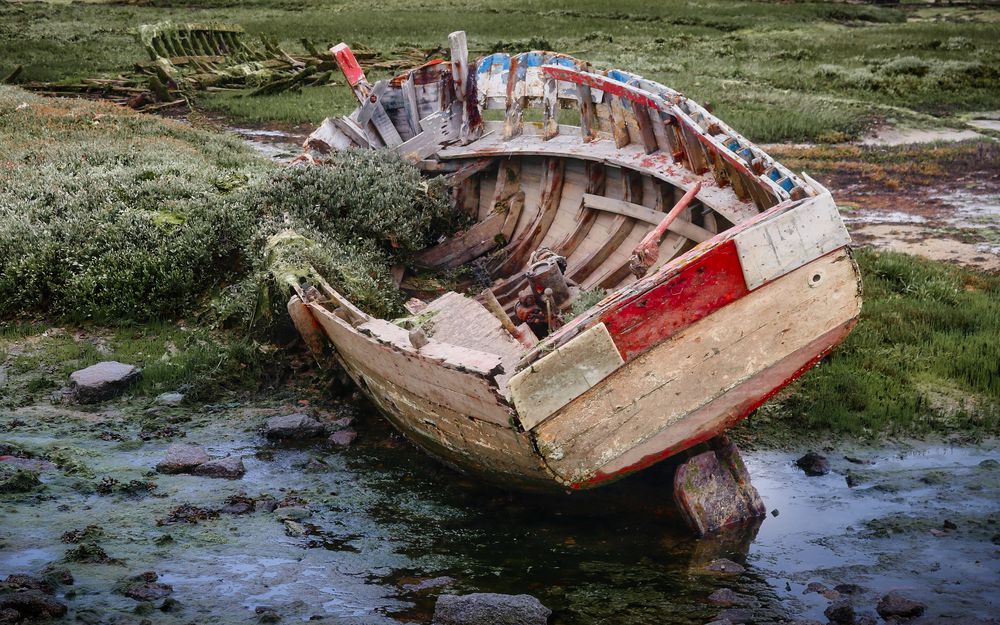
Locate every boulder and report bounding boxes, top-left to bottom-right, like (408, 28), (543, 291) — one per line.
(124, 581), (173, 602)
(673, 436), (765, 535)
(192, 456), (245, 479)
(796, 452), (830, 476)
(432, 593), (551, 625)
(69, 361), (141, 403)
(265, 413), (325, 440)
(155, 444), (210, 474)
(876, 591), (926, 620)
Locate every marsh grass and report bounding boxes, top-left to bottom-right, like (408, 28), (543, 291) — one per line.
(1, 1), (997, 141)
(753, 249), (1000, 439)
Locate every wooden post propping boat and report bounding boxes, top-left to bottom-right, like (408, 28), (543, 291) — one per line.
(291, 32), (863, 492)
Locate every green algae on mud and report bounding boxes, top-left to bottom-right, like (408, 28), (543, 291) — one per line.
(1, 363), (998, 624)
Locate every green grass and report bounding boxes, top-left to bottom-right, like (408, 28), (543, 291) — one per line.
(749, 249), (1000, 440)
(2, 0), (998, 141)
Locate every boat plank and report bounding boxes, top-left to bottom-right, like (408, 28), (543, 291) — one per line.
(535, 250), (861, 483)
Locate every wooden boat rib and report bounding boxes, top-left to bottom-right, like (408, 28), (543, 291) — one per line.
(292, 32), (862, 491)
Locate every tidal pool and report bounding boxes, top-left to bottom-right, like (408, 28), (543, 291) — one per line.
(1, 399), (997, 625)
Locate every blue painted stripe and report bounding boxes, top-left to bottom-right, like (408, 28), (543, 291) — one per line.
(780, 178), (795, 191)
(477, 53), (510, 74)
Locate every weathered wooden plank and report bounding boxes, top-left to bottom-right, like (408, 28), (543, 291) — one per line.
(608, 95), (631, 148)
(503, 55), (526, 140)
(354, 79), (390, 126)
(542, 75), (559, 140)
(437, 129), (759, 225)
(310, 307), (515, 427)
(577, 83), (598, 143)
(491, 158), (565, 276)
(509, 323), (624, 430)
(535, 250), (861, 483)
(581, 194), (714, 242)
(400, 74), (422, 137)
(554, 161), (606, 257)
(734, 192), (851, 290)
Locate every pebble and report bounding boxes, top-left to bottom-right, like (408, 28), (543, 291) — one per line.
(876, 591), (926, 620)
(264, 413), (325, 440)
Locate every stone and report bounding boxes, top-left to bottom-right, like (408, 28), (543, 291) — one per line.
(155, 392), (185, 406)
(192, 456), (245, 479)
(876, 591), (926, 620)
(274, 506), (310, 521)
(0, 589), (68, 619)
(156, 444), (210, 474)
(704, 620), (733, 625)
(707, 588), (740, 606)
(796, 452), (830, 476)
(704, 559), (746, 575)
(673, 437), (766, 535)
(124, 581), (173, 602)
(69, 361), (141, 403)
(1, 575), (52, 594)
(0, 607), (20, 625)
(159, 597), (181, 612)
(824, 599), (855, 625)
(432, 593), (551, 625)
(328, 429), (358, 447)
(834, 583), (865, 596)
(265, 413), (325, 440)
(716, 607), (752, 623)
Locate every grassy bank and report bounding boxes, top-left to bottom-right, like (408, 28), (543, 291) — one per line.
(2, 0), (999, 142)
(1, 82), (998, 438)
(742, 249), (999, 443)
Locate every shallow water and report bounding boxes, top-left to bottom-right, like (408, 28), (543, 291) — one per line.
(2, 396), (998, 625)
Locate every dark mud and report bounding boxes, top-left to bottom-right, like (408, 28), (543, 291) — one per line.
(2, 383), (997, 624)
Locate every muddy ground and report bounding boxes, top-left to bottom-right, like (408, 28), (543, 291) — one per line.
(1, 329), (998, 625)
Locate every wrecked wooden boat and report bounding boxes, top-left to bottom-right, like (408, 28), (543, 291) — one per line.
(290, 32), (862, 492)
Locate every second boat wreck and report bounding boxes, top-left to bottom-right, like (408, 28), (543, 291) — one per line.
(288, 32), (863, 495)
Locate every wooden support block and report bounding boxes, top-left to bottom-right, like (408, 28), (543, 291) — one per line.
(503, 55), (526, 140)
(673, 436), (766, 536)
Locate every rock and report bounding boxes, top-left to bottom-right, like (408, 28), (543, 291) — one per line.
(330, 416), (354, 430)
(192, 456), (245, 479)
(432, 593), (551, 625)
(155, 444), (210, 474)
(876, 591), (926, 620)
(942, 519), (957, 530)
(256, 606), (281, 623)
(159, 597), (181, 612)
(824, 599), (855, 625)
(716, 607), (752, 623)
(0, 607), (20, 625)
(834, 583), (864, 596)
(328, 429), (358, 447)
(265, 413), (325, 440)
(2, 574), (52, 594)
(789, 621), (823, 625)
(155, 392), (185, 406)
(977, 458), (998, 470)
(124, 581), (173, 602)
(704, 620), (733, 625)
(0, 590), (68, 619)
(69, 361), (141, 403)
(796, 452), (830, 476)
(704, 558), (746, 574)
(707, 588), (740, 606)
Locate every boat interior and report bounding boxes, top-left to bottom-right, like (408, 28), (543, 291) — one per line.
(306, 38), (822, 400)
